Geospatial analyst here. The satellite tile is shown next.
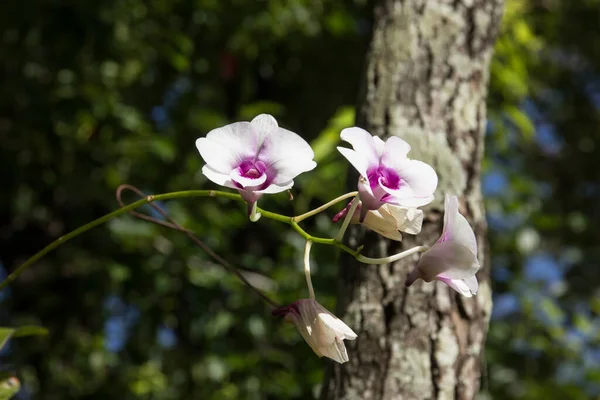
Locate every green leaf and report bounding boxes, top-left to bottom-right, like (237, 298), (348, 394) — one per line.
(0, 326), (49, 351)
(12, 326), (49, 339)
(311, 106), (355, 162)
(0, 329), (14, 352)
(505, 105), (535, 139)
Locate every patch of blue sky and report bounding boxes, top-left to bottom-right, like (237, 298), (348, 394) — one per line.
(157, 325), (177, 349)
(482, 169), (509, 196)
(103, 295), (141, 353)
(151, 76), (192, 131)
(491, 257), (513, 283)
(536, 123), (563, 154)
(0, 261), (10, 302)
(487, 211), (523, 231)
(524, 253), (565, 284)
(491, 293), (519, 320)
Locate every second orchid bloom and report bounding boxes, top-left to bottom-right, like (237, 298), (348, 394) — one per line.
(337, 127), (438, 222)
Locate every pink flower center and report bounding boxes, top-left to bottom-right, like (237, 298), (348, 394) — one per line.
(366, 165), (401, 202)
(239, 160), (267, 179)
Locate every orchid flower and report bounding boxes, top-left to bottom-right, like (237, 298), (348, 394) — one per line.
(337, 127), (437, 221)
(333, 202), (423, 241)
(273, 299), (357, 363)
(196, 114), (317, 215)
(406, 194), (480, 297)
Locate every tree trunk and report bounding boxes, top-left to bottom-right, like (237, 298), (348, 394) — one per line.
(321, 1), (504, 399)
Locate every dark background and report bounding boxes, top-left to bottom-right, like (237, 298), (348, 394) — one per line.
(0, 0), (598, 398)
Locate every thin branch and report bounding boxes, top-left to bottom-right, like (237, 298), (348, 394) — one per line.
(116, 184), (279, 308)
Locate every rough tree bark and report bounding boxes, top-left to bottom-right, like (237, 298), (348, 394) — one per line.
(321, 1), (504, 399)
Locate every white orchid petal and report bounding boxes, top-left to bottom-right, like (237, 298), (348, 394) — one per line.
(396, 159), (438, 198)
(202, 165), (237, 188)
(251, 113), (278, 139)
(196, 122), (257, 173)
(256, 180), (294, 194)
(464, 275), (479, 294)
(339, 127), (380, 166)
(229, 168), (267, 189)
(416, 242), (480, 281)
(450, 212), (478, 256)
(381, 136), (411, 167)
(318, 312), (358, 340)
(396, 208), (424, 235)
(319, 337), (350, 364)
(372, 135), (386, 157)
(438, 277), (473, 298)
(337, 147), (369, 178)
(378, 184), (434, 208)
(267, 157), (317, 184)
(258, 126), (316, 179)
(442, 194), (457, 241)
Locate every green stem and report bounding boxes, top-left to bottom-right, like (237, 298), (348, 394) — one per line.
(357, 245), (429, 265)
(334, 196), (359, 242)
(0, 189), (360, 291)
(293, 191), (358, 223)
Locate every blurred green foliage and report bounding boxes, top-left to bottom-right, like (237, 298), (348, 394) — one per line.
(485, 0), (600, 398)
(0, 0), (599, 399)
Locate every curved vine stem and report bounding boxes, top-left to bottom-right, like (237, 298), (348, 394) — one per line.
(116, 184), (279, 307)
(0, 187), (361, 291)
(293, 191), (358, 223)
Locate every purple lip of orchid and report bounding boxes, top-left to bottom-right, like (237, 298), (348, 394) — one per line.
(366, 165), (402, 204)
(232, 160), (270, 189)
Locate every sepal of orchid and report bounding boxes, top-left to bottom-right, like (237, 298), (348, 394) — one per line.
(333, 202), (423, 241)
(272, 299), (357, 364)
(406, 194), (480, 297)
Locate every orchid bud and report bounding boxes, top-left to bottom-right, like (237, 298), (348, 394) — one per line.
(273, 299), (357, 363)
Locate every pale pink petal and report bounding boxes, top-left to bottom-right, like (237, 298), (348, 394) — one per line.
(379, 184), (434, 208)
(464, 275), (479, 294)
(256, 180), (294, 194)
(238, 189), (263, 205)
(229, 168), (267, 189)
(416, 242), (480, 281)
(258, 126), (316, 182)
(319, 337), (350, 364)
(318, 313), (358, 340)
(338, 147), (369, 178)
(372, 136), (386, 158)
(381, 136), (411, 167)
(395, 207), (424, 235)
(266, 156), (317, 184)
(395, 159), (438, 198)
(437, 277), (473, 298)
(196, 122), (258, 173)
(441, 194), (458, 242)
(339, 127), (380, 166)
(250, 114), (278, 139)
(444, 197), (478, 256)
(361, 208), (404, 241)
(202, 165), (237, 188)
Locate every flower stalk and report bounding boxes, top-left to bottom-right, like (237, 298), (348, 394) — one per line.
(304, 240), (315, 300)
